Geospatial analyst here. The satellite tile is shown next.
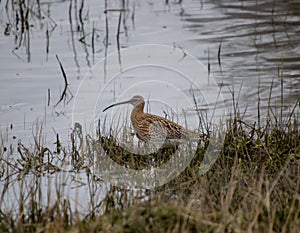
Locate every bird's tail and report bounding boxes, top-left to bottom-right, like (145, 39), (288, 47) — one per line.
(182, 129), (207, 140)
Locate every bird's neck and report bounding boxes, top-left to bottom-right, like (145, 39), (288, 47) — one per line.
(132, 102), (145, 115)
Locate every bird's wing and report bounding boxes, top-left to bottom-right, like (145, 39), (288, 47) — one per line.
(142, 114), (183, 140)
(143, 114), (205, 140)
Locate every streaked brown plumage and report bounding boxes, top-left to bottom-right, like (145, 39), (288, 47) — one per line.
(103, 95), (204, 143)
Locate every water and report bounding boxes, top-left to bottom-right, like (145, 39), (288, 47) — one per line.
(0, 0), (299, 140)
(180, 0), (300, 103)
(0, 0), (299, 215)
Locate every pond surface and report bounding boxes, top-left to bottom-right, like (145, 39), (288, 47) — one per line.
(1, 0), (299, 140)
(0, 0), (299, 142)
(0, 0), (299, 215)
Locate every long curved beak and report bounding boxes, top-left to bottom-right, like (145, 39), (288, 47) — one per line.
(102, 99), (132, 112)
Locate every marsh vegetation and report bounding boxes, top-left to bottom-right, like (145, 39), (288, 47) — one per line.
(0, 94), (299, 232)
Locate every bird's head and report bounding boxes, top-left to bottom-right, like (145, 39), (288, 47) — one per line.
(129, 95), (144, 107)
(103, 95), (145, 112)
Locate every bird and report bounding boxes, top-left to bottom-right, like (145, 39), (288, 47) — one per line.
(103, 95), (205, 144)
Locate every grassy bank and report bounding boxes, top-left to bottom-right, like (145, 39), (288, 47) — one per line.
(0, 99), (299, 233)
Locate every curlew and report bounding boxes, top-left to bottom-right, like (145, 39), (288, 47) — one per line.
(103, 95), (205, 143)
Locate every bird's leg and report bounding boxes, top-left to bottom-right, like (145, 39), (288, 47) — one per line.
(137, 138), (143, 148)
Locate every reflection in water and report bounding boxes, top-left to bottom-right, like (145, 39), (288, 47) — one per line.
(69, 0), (81, 75)
(0, 0), (298, 148)
(0, 0), (298, 136)
(10, 0), (31, 62)
(179, 0), (300, 113)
